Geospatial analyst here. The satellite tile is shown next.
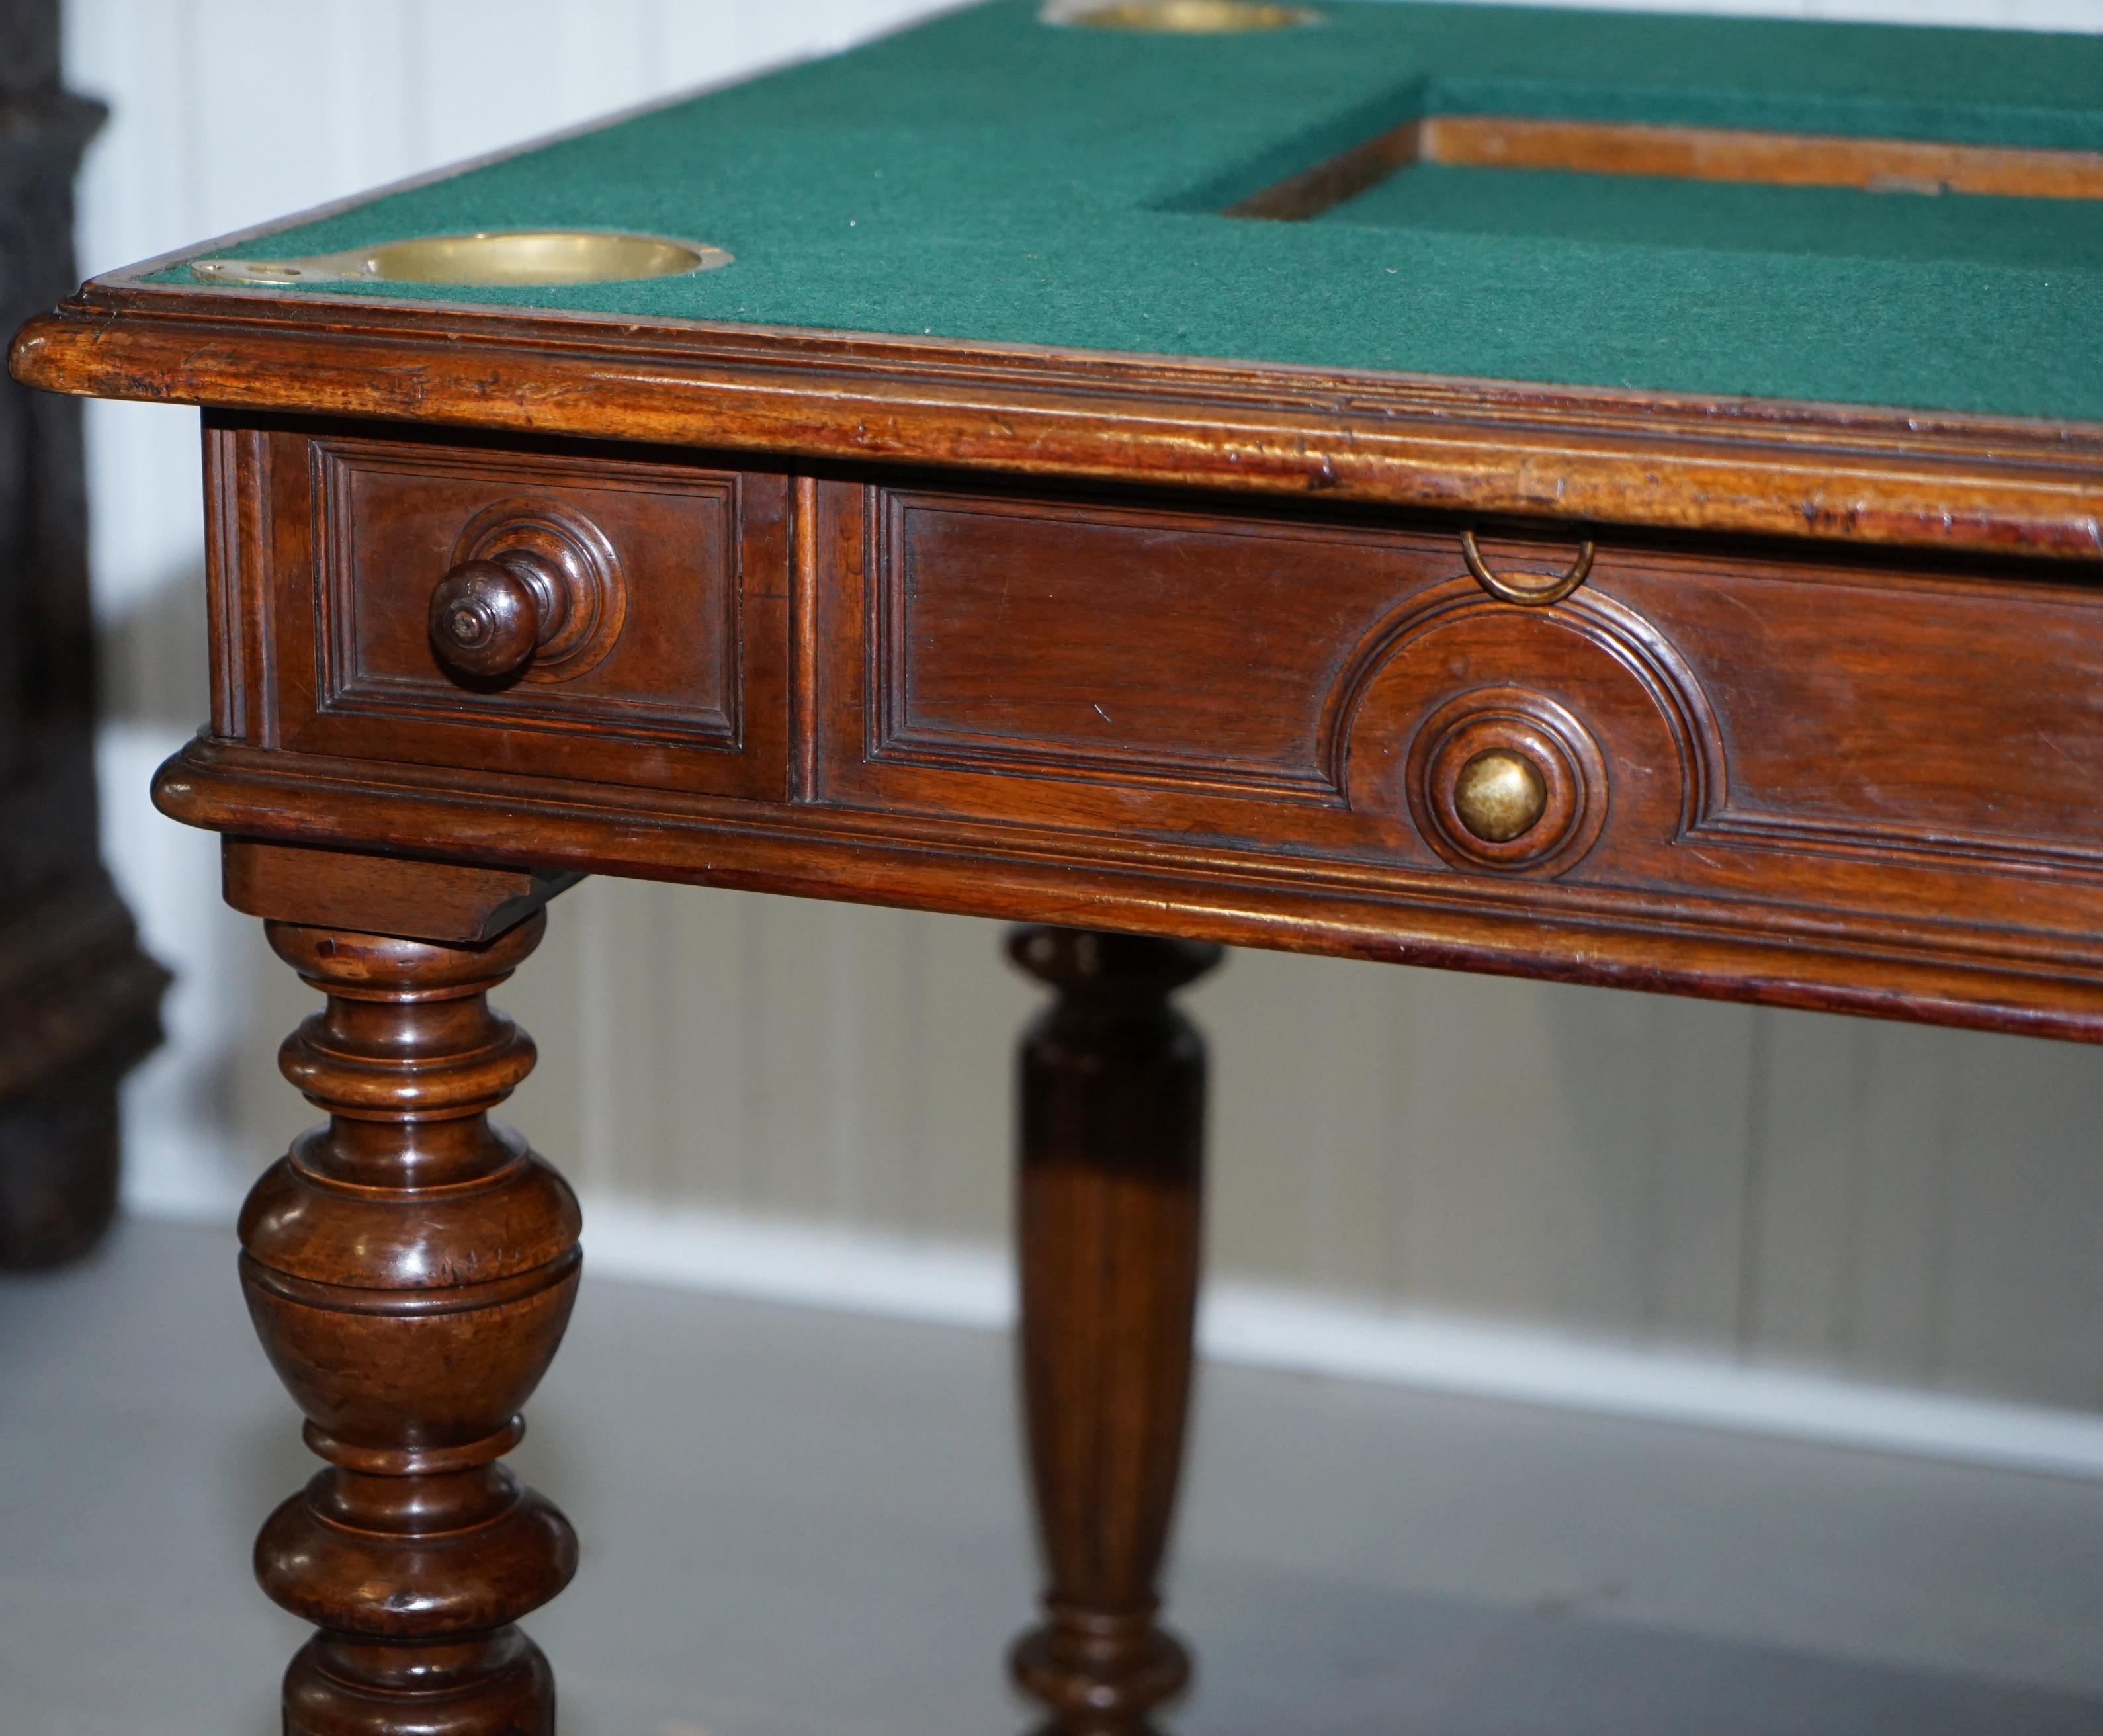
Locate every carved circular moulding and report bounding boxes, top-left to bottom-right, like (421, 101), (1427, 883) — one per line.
(435, 498), (628, 685)
(1407, 687), (1608, 876)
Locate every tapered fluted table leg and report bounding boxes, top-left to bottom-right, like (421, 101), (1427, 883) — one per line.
(1007, 926), (1223, 1736)
(241, 905), (579, 1736)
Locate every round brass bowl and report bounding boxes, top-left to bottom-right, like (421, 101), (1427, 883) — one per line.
(193, 230), (731, 290)
(359, 230), (723, 286)
(1056, 1), (1322, 28)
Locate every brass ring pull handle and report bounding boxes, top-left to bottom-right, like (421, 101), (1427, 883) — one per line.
(1461, 530), (1595, 607)
(429, 552), (572, 681)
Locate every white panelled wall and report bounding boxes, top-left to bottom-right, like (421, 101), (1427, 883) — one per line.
(67, 0), (2103, 1473)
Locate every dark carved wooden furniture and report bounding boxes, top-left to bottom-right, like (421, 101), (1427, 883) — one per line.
(13, 0), (2103, 1728)
(0, 0), (166, 1268)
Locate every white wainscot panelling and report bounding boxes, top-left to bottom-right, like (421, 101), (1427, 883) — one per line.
(60, 0), (2103, 1474)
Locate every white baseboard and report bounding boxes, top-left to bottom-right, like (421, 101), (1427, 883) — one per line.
(579, 1197), (1015, 1330)
(572, 1196), (2103, 1483)
(128, 1187), (2103, 1483)
(1195, 1282), (2103, 1481)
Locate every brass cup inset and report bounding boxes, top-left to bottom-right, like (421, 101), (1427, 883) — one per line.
(1453, 749), (1548, 844)
(1055, 1), (1323, 31)
(358, 232), (719, 286)
(193, 230), (732, 290)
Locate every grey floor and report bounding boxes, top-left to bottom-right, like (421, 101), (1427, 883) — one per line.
(5, 1223), (2103, 1736)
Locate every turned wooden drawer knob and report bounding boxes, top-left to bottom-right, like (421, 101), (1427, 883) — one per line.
(1453, 748), (1548, 843)
(428, 552), (572, 680)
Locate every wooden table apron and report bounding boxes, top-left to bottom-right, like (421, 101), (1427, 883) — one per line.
(14, 269), (2103, 1735)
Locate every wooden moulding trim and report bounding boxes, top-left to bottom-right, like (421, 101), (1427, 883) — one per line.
(153, 736), (2103, 1045)
(1224, 114), (2103, 221)
(1422, 118), (2103, 202)
(222, 837), (582, 945)
(13, 292), (2103, 562)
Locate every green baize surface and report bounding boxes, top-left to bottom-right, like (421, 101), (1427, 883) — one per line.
(167, 0), (2103, 422)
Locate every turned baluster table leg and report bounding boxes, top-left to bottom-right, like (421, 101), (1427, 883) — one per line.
(1007, 926), (1223, 1736)
(228, 845), (581, 1736)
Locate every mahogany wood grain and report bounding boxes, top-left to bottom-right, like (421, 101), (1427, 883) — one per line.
(238, 857), (579, 1736)
(1009, 926), (1221, 1736)
(427, 556), (563, 683)
(223, 421), (790, 797)
(851, 484), (2103, 895)
(142, 429), (2103, 1050)
(224, 836), (579, 944)
(1420, 116), (2103, 201)
(1223, 114), (2103, 222)
(13, 295), (2103, 564)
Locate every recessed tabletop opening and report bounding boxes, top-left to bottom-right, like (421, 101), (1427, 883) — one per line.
(1226, 115), (2103, 222)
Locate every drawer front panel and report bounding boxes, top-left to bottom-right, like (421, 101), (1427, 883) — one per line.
(1620, 562), (2103, 860)
(877, 493), (1439, 797)
(253, 428), (787, 797)
(821, 482), (2103, 941)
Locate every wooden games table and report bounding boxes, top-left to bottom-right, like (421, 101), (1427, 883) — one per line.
(14, 1), (2103, 1729)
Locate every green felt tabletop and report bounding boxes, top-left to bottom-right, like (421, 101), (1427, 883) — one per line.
(163, 0), (2103, 423)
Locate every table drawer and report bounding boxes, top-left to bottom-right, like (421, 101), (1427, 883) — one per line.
(818, 483), (2103, 931)
(222, 423), (788, 797)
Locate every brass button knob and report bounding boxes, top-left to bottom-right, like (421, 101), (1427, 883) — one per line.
(428, 552), (570, 681)
(1452, 748), (1547, 843)
(1406, 688), (1606, 877)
